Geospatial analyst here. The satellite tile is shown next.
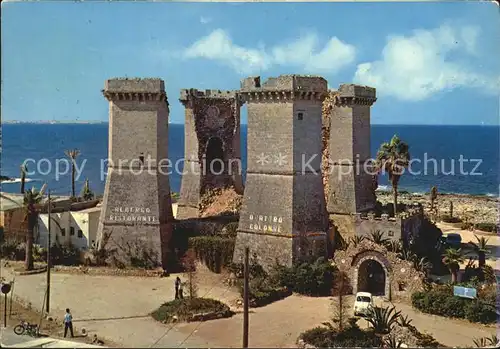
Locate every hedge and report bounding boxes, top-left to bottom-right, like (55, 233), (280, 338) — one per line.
(441, 215), (462, 223)
(299, 322), (381, 348)
(412, 288), (496, 324)
(151, 297), (233, 323)
(188, 236), (235, 273)
(475, 222), (497, 233)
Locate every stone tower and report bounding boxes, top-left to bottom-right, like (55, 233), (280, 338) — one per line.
(233, 75), (329, 270)
(97, 78), (174, 268)
(326, 84), (377, 216)
(177, 89), (243, 219)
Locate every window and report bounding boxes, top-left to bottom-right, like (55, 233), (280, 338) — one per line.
(139, 153), (144, 164)
(77, 230), (83, 238)
(388, 231), (394, 237)
(70, 227), (75, 236)
(61, 228), (66, 236)
(297, 112), (304, 121)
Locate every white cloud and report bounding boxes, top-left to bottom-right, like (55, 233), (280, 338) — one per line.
(354, 24), (499, 101)
(200, 16), (212, 24)
(182, 29), (356, 75)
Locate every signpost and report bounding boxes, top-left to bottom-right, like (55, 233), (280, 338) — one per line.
(1, 282), (12, 328)
(453, 285), (477, 299)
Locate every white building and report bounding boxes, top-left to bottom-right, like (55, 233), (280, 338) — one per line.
(38, 205), (101, 250)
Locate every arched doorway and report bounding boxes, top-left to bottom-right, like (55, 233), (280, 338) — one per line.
(205, 137), (225, 175)
(357, 259), (386, 296)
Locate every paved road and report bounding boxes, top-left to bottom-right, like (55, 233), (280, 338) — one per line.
(2, 266), (496, 348)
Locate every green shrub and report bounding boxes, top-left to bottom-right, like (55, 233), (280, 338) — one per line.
(151, 297), (232, 323)
(441, 215), (462, 223)
(299, 322), (381, 348)
(272, 257), (335, 296)
(0, 239), (25, 260)
(189, 236), (235, 273)
(50, 244), (81, 266)
(475, 222), (497, 233)
(464, 300), (497, 324)
(412, 288), (496, 324)
(238, 275), (291, 307)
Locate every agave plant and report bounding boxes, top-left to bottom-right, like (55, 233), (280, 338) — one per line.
(348, 235), (366, 247)
(413, 256), (433, 275)
(384, 334), (403, 348)
(472, 334), (498, 348)
(366, 306), (401, 335)
(80, 178), (94, 201)
(369, 230), (389, 246)
(397, 248), (417, 263)
(397, 314), (413, 327)
(386, 240), (402, 253)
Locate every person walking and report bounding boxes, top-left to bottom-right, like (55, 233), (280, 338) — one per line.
(175, 277), (181, 299)
(63, 308), (74, 338)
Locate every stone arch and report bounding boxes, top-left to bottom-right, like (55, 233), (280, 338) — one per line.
(351, 250), (391, 297)
(204, 136), (225, 175)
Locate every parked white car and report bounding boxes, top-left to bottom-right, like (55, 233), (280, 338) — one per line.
(353, 291), (374, 316)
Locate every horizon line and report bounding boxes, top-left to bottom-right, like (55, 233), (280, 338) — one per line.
(2, 121), (499, 127)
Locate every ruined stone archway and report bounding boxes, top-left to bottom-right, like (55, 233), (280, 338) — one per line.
(351, 250), (391, 297)
(357, 259), (386, 296)
(205, 136), (225, 175)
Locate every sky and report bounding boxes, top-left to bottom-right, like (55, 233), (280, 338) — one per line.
(2, 0), (500, 125)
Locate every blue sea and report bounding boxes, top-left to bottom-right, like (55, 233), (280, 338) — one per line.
(1, 124), (498, 197)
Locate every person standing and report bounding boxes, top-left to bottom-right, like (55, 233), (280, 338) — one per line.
(179, 281), (184, 299)
(63, 308), (74, 338)
(175, 277), (181, 299)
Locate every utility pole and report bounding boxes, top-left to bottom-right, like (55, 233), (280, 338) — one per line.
(46, 190), (51, 314)
(243, 247), (249, 348)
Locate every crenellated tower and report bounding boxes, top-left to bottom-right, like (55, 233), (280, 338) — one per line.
(96, 78), (174, 268)
(233, 75), (329, 270)
(177, 89), (244, 219)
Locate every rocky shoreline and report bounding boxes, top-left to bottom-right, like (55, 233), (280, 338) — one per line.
(376, 191), (498, 224)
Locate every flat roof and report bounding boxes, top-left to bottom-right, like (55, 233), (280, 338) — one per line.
(0, 192), (71, 212)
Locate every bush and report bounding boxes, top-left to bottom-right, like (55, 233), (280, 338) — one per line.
(50, 244), (81, 266)
(238, 275), (291, 307)
(475, 222), (497, 233)
(441, 215), (462, 223)
(151, 297), (233, 323)
(189, 236), (235, 273)
(0, 239), (25, 260)
(272, 257), (335, 296)
(299, 321), (381, 348)
(412, 287), (496, 324)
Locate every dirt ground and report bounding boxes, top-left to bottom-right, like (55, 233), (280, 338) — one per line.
(1, 298), (121, 347)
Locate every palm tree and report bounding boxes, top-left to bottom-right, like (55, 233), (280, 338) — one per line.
(20, 163), (28, 194)
(469, 235), (489, 269)
(375, 135), (410, 215)
(65, 149), (80, 198)
(442, 248), (465, 284)
(23, 188), (44, 270)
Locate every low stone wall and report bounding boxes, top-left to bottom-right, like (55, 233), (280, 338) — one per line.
(52, 265), (165, 277)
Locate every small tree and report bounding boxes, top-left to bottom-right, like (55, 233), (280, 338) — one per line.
(429, 186), (438, 211)
(328, 270), (350, 331)
(80, 178), (94, 201)
(442, 248), (464, 284)
(469, 235), (489, 269)
(181, 249), (198, 298)
(449, 201), (454, 218)
(64, 149), (80, 198)
(20, 163), (28, 194)
(375, 135), (410, 216)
